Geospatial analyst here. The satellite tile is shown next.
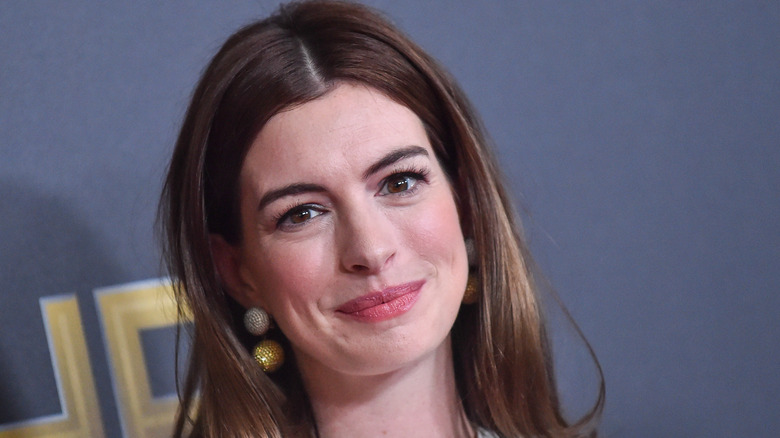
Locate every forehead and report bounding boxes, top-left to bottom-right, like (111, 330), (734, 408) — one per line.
(241, 83), (431, 186)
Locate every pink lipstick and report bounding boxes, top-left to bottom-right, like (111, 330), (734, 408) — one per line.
(336, 280), (424, 322)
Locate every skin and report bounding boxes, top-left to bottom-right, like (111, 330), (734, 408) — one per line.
(213, 83), (473, 437)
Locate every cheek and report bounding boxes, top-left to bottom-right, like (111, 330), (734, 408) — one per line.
(405, 191), (465, 265)
(250, 240), (331, 313)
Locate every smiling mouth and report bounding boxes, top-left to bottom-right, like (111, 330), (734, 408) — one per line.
(336, 280), (425, 322)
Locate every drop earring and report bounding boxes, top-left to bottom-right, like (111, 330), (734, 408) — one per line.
(462, 273), (480, 304)
(244, 307), (270, 336)
(244, 307), (284, 372)
(253, 339), (284, 373)
(462, 238), (480, 305)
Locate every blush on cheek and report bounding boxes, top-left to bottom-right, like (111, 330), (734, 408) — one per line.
(406, 197), (465, 263)
(425, 194), (463, 235)
(257, 242), (331, 307)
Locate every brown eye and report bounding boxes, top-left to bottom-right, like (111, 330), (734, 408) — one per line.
(379, 171), (426, 196)
(277, 204), (325, 229)
(387, 175), (410, 193)
(290, 209), (311, 224)
(380, 173), (420, 195)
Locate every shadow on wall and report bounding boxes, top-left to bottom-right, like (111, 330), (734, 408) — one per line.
(0, 176), (125, 427)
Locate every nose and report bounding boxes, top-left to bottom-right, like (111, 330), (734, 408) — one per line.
(337, 204), (397, 274)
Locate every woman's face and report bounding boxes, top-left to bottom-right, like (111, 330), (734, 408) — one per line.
(224, 83), (468, 377)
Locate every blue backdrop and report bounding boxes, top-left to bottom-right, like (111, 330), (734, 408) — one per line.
(1, 1), (778, 437)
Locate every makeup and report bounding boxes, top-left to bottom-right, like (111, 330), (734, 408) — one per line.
(336, 280), (424, 322)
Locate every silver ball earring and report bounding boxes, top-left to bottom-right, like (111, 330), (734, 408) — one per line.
(244, 307), (270, 336)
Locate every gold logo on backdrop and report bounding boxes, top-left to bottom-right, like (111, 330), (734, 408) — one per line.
(95, 280), (189, 438)
(0, 296), (105, 438)
(0, 279), (190, 438)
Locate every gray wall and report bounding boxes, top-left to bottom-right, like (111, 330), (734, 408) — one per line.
(2, 1), (778, 437)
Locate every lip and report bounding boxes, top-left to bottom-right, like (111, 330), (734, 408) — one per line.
(336, 280), (425, 322)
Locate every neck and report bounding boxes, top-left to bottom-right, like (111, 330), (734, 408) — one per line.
(297, 337), (473, 438)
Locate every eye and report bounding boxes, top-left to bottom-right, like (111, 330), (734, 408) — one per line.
(379, 173), (422, 195)
(277, 204), (325, 228)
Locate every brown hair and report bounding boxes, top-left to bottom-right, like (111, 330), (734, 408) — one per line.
(159, 1), (603, 436)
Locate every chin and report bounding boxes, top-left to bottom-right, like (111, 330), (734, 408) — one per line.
(336, 319), (456, 377)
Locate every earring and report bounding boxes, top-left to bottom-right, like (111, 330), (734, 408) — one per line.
(253, 339), (284, 373)
(244, 307), (270, 336)
(465, 238), (476, 265)
(244, 307), (285, 372)
(462, 273), (479, 304)
(462, 238), (480, 304)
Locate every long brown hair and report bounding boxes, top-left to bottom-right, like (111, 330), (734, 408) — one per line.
(159, 1), (603, 436)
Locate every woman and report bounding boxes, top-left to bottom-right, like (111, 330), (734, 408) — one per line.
(160, 1), (603, 437)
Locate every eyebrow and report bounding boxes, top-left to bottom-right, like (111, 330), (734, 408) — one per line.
(257, 183), (326, 211)
(361, 145), (429, 180)
(257, 145), (429, 211)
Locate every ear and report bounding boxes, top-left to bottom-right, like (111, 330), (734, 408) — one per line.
(210, 234), (257, 309)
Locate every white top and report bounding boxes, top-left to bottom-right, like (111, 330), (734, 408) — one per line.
(477, 428), (499, 438)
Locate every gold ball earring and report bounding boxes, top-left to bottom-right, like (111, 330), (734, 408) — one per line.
(244, 307), (285, 372)
(462, 238), (480, 305)
(253, 339), (285, 373)
(462, 273), (479, 304)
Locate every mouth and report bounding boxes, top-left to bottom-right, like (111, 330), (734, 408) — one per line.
(336, 280), (425, 322)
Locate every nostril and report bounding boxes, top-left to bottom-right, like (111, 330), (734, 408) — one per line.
(350, 263), (370, 272)
(342, 249), (394, 274)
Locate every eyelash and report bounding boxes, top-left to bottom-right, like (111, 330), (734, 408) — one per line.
(378, 165), (430, 196)
(273, 165), (431, 229)
(273, 202), (324, 229)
